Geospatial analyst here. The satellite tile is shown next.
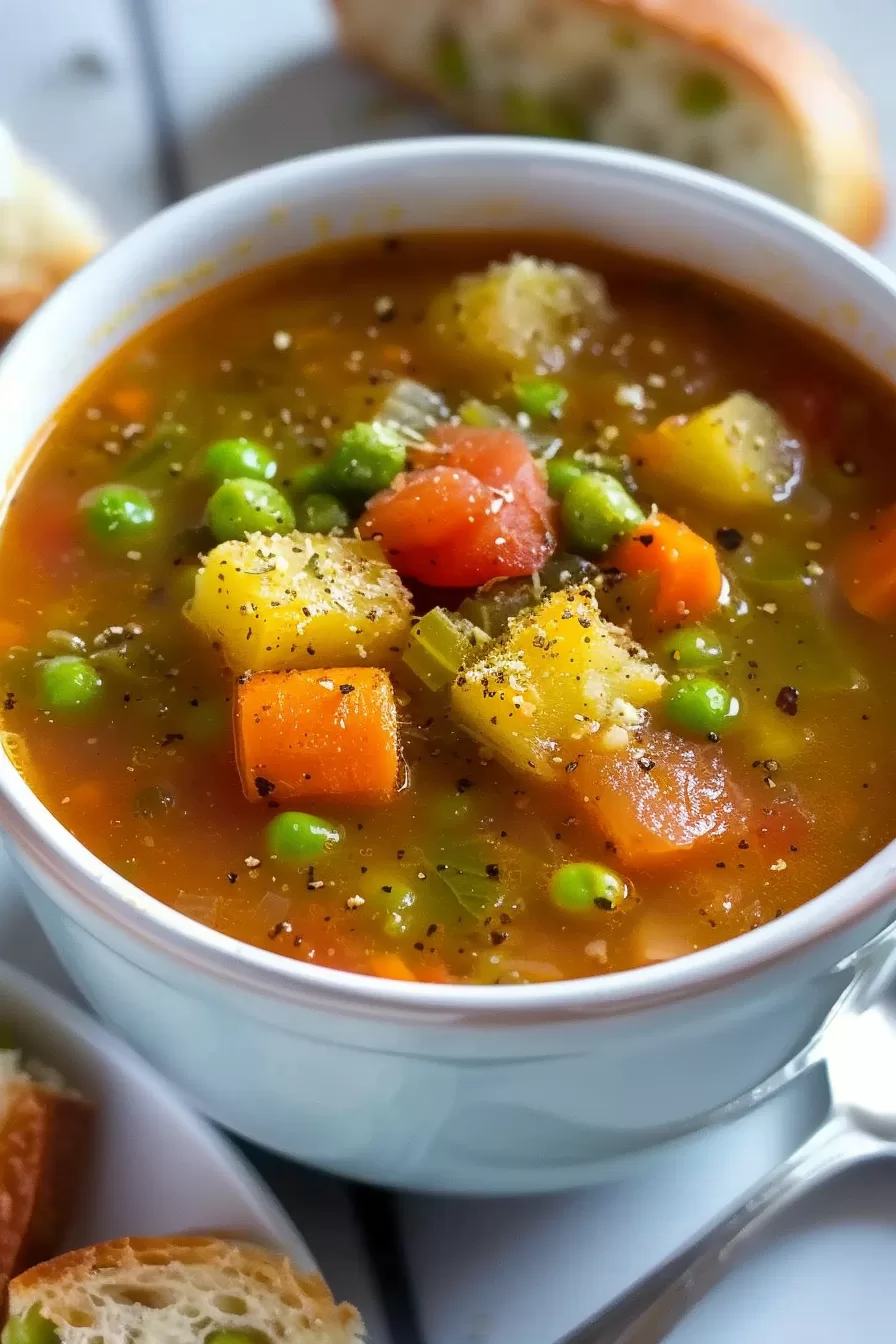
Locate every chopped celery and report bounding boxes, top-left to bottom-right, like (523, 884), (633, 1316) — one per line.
(402, 608), (489, 691)
(457, 399), (514, 429)
(378, 379), (449, 438)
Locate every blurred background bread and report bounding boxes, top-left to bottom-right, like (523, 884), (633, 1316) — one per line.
(0, 124), (106, 336)
(332, 0), (884, 245)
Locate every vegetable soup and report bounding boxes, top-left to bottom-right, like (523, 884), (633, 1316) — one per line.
(1, 232), (894, 985)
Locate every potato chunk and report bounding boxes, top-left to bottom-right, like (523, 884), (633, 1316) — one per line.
(451, 584), (665, 777)
(186, 531), (413, 674)
(639, 392), (802, 510)
(428, 254), (614, 373)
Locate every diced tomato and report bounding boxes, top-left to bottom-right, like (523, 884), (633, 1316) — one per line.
(360, 426), (556, 587)
(570, 730), (746, 871)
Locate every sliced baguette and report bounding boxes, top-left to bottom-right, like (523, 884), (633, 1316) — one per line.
(332, 0), (884, 244)
(0, 125), (106, 333)
(6, 1236), (364, 1343)
(0, 1051), (93, 1298)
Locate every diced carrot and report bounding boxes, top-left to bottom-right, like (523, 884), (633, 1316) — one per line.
(359, 426), (556, 587)
(416, 959), (453, 984)
(109, 385), (152, 423)
(611, 512), (722, 626)
(369, 953), (418, 981)
(569, 730), (745, 871)
(69, 780), (105, 814)
(837, 501), (896, 621)
(234, 666), (399, 806)
(0, 620), (26, 650)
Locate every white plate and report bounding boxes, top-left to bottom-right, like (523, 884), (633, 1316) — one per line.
(0, 959), (312, 1266)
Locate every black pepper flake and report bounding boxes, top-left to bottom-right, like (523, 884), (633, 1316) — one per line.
(456, 777), (473, 792)
(775, 685), (799, 717)
(485, 863), (500, 879)
(339, 683), (355, 694)
(426, 923), (438, 936)
(637, 756), (655, 772)
(3, 691), (15, 710)
(160, 732), (184, 746)
(716, 527), (743, 551)
(564, 761), (578, 773)
(489, 931), (508, 945)
(637, 534), (654, 548)
(254, 775), (276, 797)
(226, 872), (238, 883)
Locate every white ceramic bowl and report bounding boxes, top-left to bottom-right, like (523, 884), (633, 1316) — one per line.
(0, 959), (311, 1259)
(0, 138), (895, 1195)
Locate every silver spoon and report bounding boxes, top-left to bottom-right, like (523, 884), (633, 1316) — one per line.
(558, 942), (896, 1344)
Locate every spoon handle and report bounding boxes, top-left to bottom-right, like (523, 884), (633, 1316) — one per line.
(558, 1115), (885, 1344)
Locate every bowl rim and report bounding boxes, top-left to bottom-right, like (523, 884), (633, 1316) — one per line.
(1, 134), (895, 1023)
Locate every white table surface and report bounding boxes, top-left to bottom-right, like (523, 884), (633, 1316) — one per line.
(3, 3), (896, 1342)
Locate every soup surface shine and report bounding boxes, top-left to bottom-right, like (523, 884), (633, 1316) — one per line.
(1, 232), (894, 985)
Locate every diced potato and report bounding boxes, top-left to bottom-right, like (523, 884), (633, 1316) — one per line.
(185, 531), (413, 674)
(639, 392), (802, 509)
(450, 584), (665, 777)
(428, 255), (614, 374)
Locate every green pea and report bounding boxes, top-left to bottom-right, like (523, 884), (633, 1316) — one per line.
(206, 478), (295, 542)
(677, 70), (730, 119)
(39, 656), (102, 713)
(665, 676), (739, 737)
(2, 1306), (60, 1344)
(661, 626), (724, 669)
(266, 811), (342, 862)
(205, 1332), (270, 1344)
(79, 483), (156, 549)
(546, 458), (587, 499)
(293, 492), (351, 535)
(515, 377), (568, 419)
(433, 26), (470, 91)
(329, 422), (407, 498)
(550, 863), (628, 913)
(561, 471), (645, 552)
(204, 437), (276, 484)
(292, 462), (331, 497)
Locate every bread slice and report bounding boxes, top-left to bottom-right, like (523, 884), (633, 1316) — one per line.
(332, 0), (884, 244)
(0, 1049), (93, 1299)
(6, 1236), (364, 1343)
(0, 125), (106, 334)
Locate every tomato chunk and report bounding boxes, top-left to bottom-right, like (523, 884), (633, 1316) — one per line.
(570, 730), (745, 871)
(360, 427), (556, 586)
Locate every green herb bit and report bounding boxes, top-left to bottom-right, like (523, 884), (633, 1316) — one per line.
(457, 399), (514, 429)
(433, 841), (502, 917)
(514, 377), (568, 419)
(677, 69), (730, 119)
(403, 608), (489, 692)
(433, 26), (471, 91)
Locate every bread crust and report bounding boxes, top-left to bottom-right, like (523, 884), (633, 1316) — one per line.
(9, 1236), (363, 1341)
(0, 1081), (93, 1292)
(332, 0), (884, 245)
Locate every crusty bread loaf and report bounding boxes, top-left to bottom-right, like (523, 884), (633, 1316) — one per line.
(332, 0), (884, 245)
(0, 1050), (92, 1299)
(0, 125), (106, 333)
(6, 1236), (364, 1343)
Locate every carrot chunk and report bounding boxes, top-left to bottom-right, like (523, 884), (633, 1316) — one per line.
(235, 667), (399, 805)
(369, 953), (418, 981)
(837, 501), (896, 621)
(611, 512), (722, 626)
(109, 385), (153, 423)
(569, 730), (744, 871)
